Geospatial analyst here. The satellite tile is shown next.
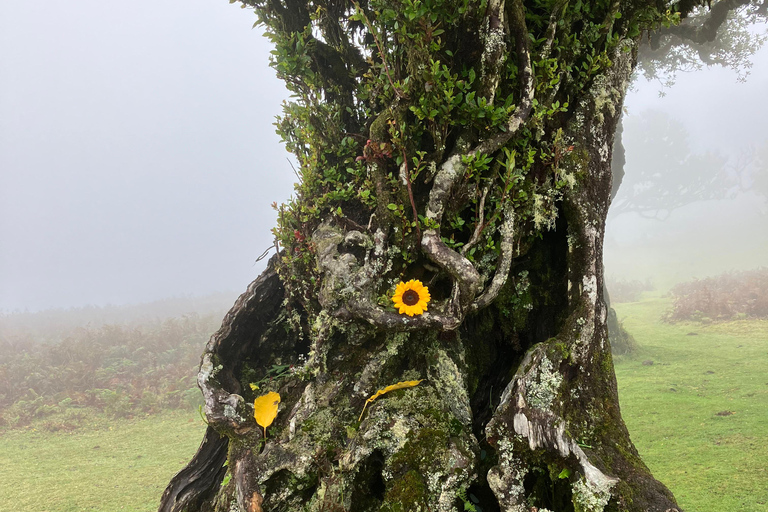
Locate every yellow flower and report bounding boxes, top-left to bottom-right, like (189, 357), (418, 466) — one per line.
(392, 279), (431, 316)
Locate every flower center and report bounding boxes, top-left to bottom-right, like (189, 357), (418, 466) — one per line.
(402, 289), (420, 306)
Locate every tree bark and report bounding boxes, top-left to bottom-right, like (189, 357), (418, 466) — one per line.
(152, 0), (720, 509)
(159, 46), (678, 512)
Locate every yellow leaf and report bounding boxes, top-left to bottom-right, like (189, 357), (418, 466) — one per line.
(253, 391), (281, 438)
(358, 379), (423, 422)
(249, 383), (259, 391)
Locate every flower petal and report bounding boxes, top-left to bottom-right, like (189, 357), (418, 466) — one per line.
(391, 280), (431, 316)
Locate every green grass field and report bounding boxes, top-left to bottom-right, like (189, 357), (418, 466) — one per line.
(614, 297), (768, 512)
(1, 298), (766, 511)
(0, 410), (206, 512)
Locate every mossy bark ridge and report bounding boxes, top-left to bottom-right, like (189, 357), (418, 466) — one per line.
(158, 0), (754, 510)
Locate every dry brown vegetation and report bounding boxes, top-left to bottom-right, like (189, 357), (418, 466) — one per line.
(664, 268), (768, 322)
(0, 299), (231, 428)
(606, 277), (655, 303)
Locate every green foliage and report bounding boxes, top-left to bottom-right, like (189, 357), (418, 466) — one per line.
(245, 360), (285, 382)
(233, 0), (682, 327)
(456, 486), (481, 512)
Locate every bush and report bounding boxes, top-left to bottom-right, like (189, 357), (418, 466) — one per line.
(0, 312), (222, 428)
(664, 268), (768, 322)
(608, 317), (638, 355)
(606, 277), (654, 303)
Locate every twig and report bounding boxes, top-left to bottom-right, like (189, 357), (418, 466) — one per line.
(286, 158), (300, 180)
(400, 148), (422, 240)
(541, 0), (569, 58)
(351, 0), (403, 98)
(461, 183), (491, 256)
(471, 204), (516, 311)
(254, 245), (274, 263)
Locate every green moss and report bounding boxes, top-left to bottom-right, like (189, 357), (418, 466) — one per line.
(545, 338), (571, 361)
(494, 269), (535, 334)
(297, 386), (354, 454)
(524, 353), (564, 411)
(383, 470), (428, 511)
(390, 426), (449, 473)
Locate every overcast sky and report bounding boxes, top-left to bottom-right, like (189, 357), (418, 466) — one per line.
(1, 2), (766, 312)
(1, 0), (295, 311)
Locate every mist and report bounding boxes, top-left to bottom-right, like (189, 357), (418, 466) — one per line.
(1, 0), (294, 312)
(1, 1), (766, 313)
(606, 53), (768, 287)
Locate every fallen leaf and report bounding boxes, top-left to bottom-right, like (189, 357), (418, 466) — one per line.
(253, 391), (281, 438)
(359, 379), (423, 421)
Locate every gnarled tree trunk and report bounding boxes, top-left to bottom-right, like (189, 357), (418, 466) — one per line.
(155, 0), (750, 509)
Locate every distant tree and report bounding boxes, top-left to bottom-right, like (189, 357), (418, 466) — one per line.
(611, 109), (729, 220)
(159, 1), (765, 511)
(608, 0), (767, 214)
(639, 0), (767, 87)
(603, 7), (766, 357)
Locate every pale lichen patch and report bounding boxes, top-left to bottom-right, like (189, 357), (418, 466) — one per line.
(572, 475), (615, 512)
(524, 355), (563, 410)
(430, 348), (473, 426)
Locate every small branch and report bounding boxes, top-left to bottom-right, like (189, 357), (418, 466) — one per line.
(351, 0), (403, 98)
(254, 245), (274, 263)
(400, 149), (422, 240)
(286, 157), (301, 181)
(471, 205), (516, 311)
(472, 0), (535, 157)
(461, 183), (491, 256)
(541, 0), (569, 59)
(421, 155), (483, 309)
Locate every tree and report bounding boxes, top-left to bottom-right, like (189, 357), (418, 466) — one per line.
(159, 1), (764, 511)
(610, 110), (729, 220)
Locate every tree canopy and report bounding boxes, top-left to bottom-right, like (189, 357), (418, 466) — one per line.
(247, 0), (764, 328)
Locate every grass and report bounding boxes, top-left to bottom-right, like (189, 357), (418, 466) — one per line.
(614, 296), (768, 512)
(2, 299), (766, 511)
(0, 409), (206, 512)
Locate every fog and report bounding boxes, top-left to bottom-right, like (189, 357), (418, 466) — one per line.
(1, 1), (766, 312)
(1, 0), (294, 312)
(607, 51), (768, 286)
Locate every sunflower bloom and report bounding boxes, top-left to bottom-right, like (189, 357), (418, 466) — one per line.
(392, 280), (431, 316)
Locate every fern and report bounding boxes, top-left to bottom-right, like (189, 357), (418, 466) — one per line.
(456, 487), (477, 512)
